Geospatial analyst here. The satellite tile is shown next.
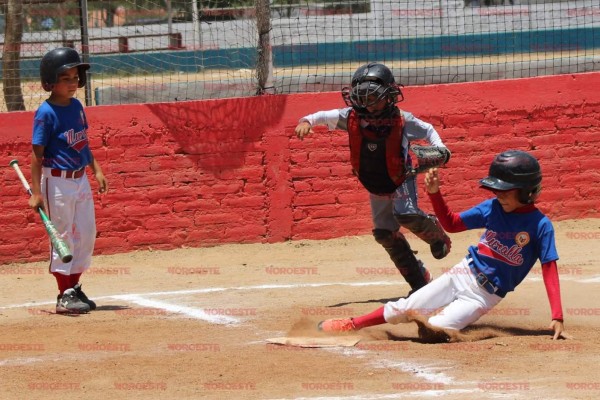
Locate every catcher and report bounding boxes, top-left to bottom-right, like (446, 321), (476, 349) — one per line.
(294, 62), (451, 294)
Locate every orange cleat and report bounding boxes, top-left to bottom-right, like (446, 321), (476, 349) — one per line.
(317, 318), (356, 332)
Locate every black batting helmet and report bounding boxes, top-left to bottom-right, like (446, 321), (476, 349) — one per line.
(480, 150), (542, 204)
(342, 63), (404, 118)
(40, 47), (90, 92)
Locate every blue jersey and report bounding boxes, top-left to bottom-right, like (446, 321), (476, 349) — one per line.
(460, 199), (558, 294)
(32, 99), (92, 170)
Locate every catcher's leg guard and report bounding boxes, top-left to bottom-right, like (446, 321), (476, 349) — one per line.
(373, 229), (430, 291)
(395, 214), (451, 260)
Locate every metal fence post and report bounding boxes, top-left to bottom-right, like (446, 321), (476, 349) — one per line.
(78, 0), (92, 106)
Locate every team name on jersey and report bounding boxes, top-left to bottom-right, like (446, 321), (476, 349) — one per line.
(63, 128), (88, 152)
(479, 230), (524, 266)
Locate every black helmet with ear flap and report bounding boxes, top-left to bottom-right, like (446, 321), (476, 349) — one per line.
(480, 150), (542, 204)
(40, 47), (90, 92)
(342, 63), (404, 117)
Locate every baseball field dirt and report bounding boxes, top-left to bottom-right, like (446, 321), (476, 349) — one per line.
(0, 218), (599, 399)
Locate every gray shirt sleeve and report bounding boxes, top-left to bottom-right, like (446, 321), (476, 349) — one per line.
(299, 107), (353, 131)
(402, 111), (445, 147)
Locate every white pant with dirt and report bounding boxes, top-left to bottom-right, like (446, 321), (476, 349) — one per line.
(383, 257), (503, 330)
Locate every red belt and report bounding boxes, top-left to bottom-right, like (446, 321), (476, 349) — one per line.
(50, 168), (85, 179)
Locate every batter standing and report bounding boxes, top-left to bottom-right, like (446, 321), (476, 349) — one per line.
(319, 150), (567, 340)
(29, 47), (108, 314)
(295, 62), (451, 293)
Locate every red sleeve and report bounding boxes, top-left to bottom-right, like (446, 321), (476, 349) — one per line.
(427, 191), (468, 233)
(541, 260), (564, 321)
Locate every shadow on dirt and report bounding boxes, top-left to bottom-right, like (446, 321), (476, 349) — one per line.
(328, 297), (404, 307)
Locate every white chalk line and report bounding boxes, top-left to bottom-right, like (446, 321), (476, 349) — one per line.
(0, 280), (403, 311)
(110, 294), (239, 325)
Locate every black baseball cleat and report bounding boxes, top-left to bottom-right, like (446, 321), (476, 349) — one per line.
(73, 283), (97, 310)
(56, 288), (90, 314)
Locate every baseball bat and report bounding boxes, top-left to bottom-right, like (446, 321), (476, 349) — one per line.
(9, 159), (73, 263)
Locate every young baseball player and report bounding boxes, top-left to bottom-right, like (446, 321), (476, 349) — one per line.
(29, 47), (108, 314)
(318, 150), (568, 340)
(294, 62), (451, 294)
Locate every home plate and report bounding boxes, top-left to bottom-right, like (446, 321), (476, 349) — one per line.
(266, 336), (361, 348)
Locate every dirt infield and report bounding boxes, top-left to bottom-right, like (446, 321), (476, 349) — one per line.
(0, 218), (599, 400)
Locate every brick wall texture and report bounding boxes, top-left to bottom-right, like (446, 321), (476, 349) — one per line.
(1, 72), (599, 264)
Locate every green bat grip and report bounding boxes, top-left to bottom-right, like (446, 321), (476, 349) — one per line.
(38, 208), (73, 263)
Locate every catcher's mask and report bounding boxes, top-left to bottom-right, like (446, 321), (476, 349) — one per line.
(480, 150), (542, 204)
(40, 47), (90, 92)
(342, 63), (404, 120)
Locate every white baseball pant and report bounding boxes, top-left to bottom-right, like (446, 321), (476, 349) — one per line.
(383, 257), (503, 330)
(42, 167), (96, 275)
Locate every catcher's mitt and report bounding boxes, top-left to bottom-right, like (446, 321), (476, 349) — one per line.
(409, 145), (451, 175)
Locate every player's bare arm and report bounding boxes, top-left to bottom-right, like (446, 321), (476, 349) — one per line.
(29, 145), (46, 212)
(294, 121), (313, 140)
(89, 157), (108, 194)
(424, 168), (440, 194)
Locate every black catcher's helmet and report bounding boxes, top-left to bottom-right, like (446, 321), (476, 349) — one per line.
(40, 47), (90, 92)
(480, 150), (542, 204)
(342, 62), (404, 119)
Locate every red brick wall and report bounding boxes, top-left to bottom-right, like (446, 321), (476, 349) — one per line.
(1, 72), (599, 264)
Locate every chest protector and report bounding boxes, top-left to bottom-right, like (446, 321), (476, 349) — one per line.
(347, 110), (407, 193)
